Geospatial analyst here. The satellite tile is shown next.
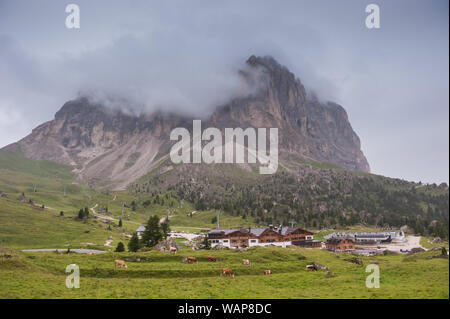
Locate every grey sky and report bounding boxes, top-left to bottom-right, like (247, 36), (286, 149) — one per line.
(0, 0), (448, 183)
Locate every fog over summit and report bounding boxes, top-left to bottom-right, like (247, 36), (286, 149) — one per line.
(0, 0), (448, 183)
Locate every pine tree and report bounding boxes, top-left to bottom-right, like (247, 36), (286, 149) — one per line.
(203, 235), (210, 249)
(141, 215), (163, 247)
(128, 232), (140, 252)
(78, 209), (84, 219)
(84, 207), (89, 218)
(118, 218), (123, 227)
(161, 220), (170, 239)
(115, 242), (125, 252)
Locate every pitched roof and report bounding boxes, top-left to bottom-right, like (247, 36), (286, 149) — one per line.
(326, 238), (354, 245)
(208, 226), (313, 237)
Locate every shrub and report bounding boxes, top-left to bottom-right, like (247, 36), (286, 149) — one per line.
(115, 242), (125, 252)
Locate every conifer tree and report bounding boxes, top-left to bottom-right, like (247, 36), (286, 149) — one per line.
(128, 232), (140, 252)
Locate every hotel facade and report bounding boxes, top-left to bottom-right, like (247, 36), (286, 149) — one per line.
(207, 225), (320, 249)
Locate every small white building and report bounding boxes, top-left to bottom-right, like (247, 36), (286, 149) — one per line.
(136, 225), (146, 239)
(324, 230), (406, 244)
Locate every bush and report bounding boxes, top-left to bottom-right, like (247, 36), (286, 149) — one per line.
(115, 242), (125, 252)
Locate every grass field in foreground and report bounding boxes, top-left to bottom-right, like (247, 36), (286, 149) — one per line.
(0, 247), (448, 299)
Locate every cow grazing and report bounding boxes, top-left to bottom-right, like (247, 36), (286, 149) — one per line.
(220, 268), (235, 278)
(182, 257), (198, 264)
(169, 246), (178, 254)
(242, 259), (251, 265)
(263, 270), (272, 275)
(208, 256), (217, 262)
(87, 252), (95, 256)
(306, 264), (317, 271)
(114, 260), (128, 268)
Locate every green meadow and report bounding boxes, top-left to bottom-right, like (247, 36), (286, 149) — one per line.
(0, 247), (448, 299)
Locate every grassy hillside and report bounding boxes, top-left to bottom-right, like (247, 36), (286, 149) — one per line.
(136, 157), (449, 239)
(0, 196), (126, 249)
(0, 247), (447, 298)
(0, 150), (73, 181)
(0, 151), (259, 249)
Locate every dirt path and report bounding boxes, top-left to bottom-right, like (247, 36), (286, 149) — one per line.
(22, 249), (105, 254)
(90, 203), (140, 225)
(388, 235), (426, 251)
(105, 238), (113, 247)
(34, 203), (55, 210)
(170, 232), (201, 241)
(90, 203), (98, 214)
(364, 236), (426, 252)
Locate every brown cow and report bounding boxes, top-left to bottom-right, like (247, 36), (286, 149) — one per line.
(208, 256), (217, 262)
(182, 257), (198, 264)
(114, 260), (128, 268)
(242, 259), (250, 265)
(220, 268), (235, 278)
(263, 270), (272, 275)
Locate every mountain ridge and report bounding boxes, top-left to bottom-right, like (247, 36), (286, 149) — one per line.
(3, 55), (370, 189)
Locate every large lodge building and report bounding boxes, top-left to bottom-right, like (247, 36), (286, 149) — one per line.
(207, 225), (321, 249)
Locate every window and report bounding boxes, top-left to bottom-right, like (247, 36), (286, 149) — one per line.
(250, 240), (257, 243)
(223, 240), (229, 243)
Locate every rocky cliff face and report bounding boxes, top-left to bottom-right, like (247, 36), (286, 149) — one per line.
(3, 98), (191, 189)
(3, 55), (369, 189)
(209, 55), (369, 172)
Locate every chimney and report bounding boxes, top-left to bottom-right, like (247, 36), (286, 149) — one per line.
(269, 224), (273, 230)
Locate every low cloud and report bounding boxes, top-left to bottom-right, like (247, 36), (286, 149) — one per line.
(0, 0), (448, 183)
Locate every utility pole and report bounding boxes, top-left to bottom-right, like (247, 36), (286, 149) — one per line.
(289, 220), (297, 228)
(121, 202), (125, 216)
(64, 185), (66, 197)
(216, 211), (221, 229)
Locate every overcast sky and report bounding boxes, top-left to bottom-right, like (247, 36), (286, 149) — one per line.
(0, 0), (448, 183)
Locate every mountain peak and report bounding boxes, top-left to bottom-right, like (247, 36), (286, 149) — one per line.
(2, 55), (370, 189)
(246, 55), (284, 71)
